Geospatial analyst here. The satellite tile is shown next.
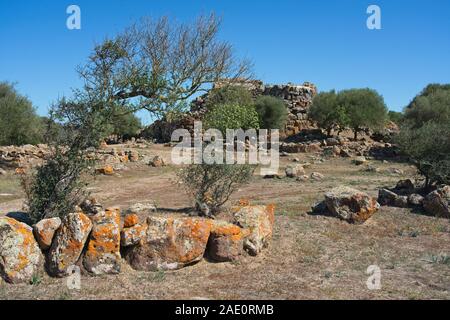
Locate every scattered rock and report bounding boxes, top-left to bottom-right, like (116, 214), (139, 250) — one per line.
(423, 186), (450, 218)
(124, 216), (211, 271)
(378, 188), (409, 208)
(150, 156), (166, 167)
(395, 179), (415, 192)
(207, 221), (248, 262)
(324, 186), (379, 224)
(310, 172), (325, 181)
(33, 217), (62, 251)
(234, 204), (275, 256)
(353, 156), (367, 165)
(79, 197), (103, 215)
(83, 208), (121, 275)
(126, 202), (157, 215)
(47, 212), (93, 277)
(285, 164), (305, 178)
(0, 168), (7, 175)
(0, 217), (42, 284)
(408, 194), (424, 207)
(96, 165), (114, 176)
(296, 175), (309, 182)
(128, 151), (139, 162)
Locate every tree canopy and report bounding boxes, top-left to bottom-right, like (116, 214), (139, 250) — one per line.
(0, 82), (45, 146)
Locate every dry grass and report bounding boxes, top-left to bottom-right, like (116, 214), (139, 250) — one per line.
(0, 145), (449, 300)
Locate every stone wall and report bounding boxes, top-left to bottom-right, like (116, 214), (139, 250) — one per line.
(142, 79), (318, 142)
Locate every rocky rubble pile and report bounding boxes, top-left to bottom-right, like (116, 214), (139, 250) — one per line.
(378, 180), (450, 218)
(0, 141), (157, 173)
(0, 201), (275, 284)
(281, 134), (399, 159)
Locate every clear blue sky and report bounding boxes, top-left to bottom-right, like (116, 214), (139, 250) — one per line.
(1, 0), (449, 123)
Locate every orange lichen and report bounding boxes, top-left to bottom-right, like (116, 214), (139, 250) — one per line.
(123, 214), (139, 228)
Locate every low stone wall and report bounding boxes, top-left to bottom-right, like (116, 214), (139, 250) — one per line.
(0, 202), (275, 284)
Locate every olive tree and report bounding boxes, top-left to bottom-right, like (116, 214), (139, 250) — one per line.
(0, 82), (45, 146)
(309, 90), (348, 136)
(396, 84), (450, 187)
(339, 88), (388, 140)
(78, 14), (251, 118)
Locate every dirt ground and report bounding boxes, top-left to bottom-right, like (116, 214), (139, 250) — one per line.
(0, 143), (449, 300)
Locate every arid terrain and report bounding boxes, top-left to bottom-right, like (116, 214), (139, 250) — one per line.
(0, 143), (449, 300)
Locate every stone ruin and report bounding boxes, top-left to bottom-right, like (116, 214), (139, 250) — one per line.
(143, 79), (318, 142)
(0, 201), (275, 284)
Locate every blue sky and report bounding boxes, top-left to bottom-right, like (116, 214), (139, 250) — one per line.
(1, 0), (449, 123)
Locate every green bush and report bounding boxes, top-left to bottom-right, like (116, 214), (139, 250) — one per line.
(108, 106), (142, 139)
(339, 88), (388, 140)
(204, 86), (254, 111)
(24, 97), (110, 223)
(396, 84), (450, 187)
(23, 147), (91, 224)
(177, 163), (254, 216)
(309, 90), (348, 136)
(0, 82), (45, 146)
(204, 104), (260, 135)
(388, 111), (404, 124)
(254, 96), (288, 130)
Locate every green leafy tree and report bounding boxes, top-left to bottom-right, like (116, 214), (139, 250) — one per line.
(396, 84), (450, 187)
(309, 90), (349, 136)
(78, 14), (251, 118)
(388, 111), (403, 124)
(107, 106), (142, 139)
(204, 85), (254, 111)
(0, 82), (45, 146)
(204, 104), (260, 135)
(254, 96), (288, 130)
(339, 88), (388, 140)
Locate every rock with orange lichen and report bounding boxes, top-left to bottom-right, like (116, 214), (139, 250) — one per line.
(121, 223), (148, 247)
(207, 220), (248, 262)
(47, 212), (92, 277)
(33, 217), (61, 250)
(96, 165), (114, 176)
(124, 216), (211, 271)
(0, 217), (43, 284)
(123, 213), (139, 228)
(234, 204), (275, 256)
(83, 208), (121, 275)
(324, 186), (380, 224)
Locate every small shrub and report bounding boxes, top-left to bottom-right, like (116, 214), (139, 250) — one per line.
(24, 147), (91, 224)
(204, 103), (260, 135)
(177, 163), (254, 216)
(254, 96), (288, 130)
